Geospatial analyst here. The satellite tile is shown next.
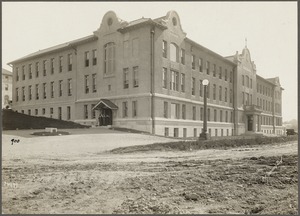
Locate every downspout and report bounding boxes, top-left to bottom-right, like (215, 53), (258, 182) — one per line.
(233, 66), (237, 136)
(150, 27), (155, 134)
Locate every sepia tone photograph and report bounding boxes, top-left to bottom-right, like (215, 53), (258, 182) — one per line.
(2, 1), (298, 214)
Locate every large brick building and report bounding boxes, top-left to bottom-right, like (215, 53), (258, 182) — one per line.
(8, 10), (284, 137)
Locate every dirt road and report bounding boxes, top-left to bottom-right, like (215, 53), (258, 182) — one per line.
(2, 140), (298, 214)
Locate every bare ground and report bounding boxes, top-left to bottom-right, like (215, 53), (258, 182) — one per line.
(2, 140), (298, 214)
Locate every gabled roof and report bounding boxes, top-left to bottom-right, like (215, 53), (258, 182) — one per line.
(118, 17), (167, 33)
(8, 35), (97, 65)
(2, 68), (12, 76)
(185, 38), (237, 66)
(93, 99), (118, 110)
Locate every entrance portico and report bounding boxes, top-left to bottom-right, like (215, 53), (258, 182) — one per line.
(244, 105), (262, 134)
(92, 99), (118, 126)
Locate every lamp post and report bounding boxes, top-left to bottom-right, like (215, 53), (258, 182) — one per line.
(200, 79), (210, 140)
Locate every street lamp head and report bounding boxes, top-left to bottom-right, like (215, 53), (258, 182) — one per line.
(202, 79), (209, 86)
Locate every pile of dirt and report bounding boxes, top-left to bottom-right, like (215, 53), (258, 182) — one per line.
(111, 135), (298, 154)
(113, 155), (298, 214)
(2, 109), (89, 130)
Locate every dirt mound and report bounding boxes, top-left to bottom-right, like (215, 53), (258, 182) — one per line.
(2, 109), (89, 130)
(111, 135), (298, 154)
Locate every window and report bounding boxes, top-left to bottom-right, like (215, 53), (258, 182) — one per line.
(230, 71), (233, 83)
(192, 55), (195, 69)
(162, 68), (168, 89)
(35, 84), (39, 100)
(242, 92), (245, 104)
(183, 128), (187, 138)
(182, 104), (186, 119)
(199, 80), (203, 97)
(85, 51), (89, 67)
(104, 42), (115, 74)
(16, 88), (19, 101)
(215, 129), (218, 137)
(28, 86), (32, 100)
(213, 84), (216, 100)
(191, 77), (195, 95)
(225, 111), (228, 122)
(162, 40), (167, 58)
(122, 102), (128, 117)
(242, 75), (244, 86)
(43, 60), (47, 76)
(246, 76), (249, 87)
(59, 56), (63, 72)
(92, 49), (97, 65)
(29, 64), (32, 79)
(219, 66), (222, 79)
(68, 79), (72, 96)
(220, 110), (223, 122)
(214, 109), (217, 122)
(164, 127), (169, 136)
(91, 104), (95, 119)
(51, 58), (54, 74)
(164, 101), (168, 118)
(200, 107), (203, 121)
(123, 68), (129, 89)
(170, 70), (179, 91)
(246, 93), (249, 105)
(67, 106), (71, 120)
(84, 105), (88, 119)
(170, 43), (179, 62)
(181, 49), (185, 64)
(133, 66), (139, 87)
(174, 128), (179, 137)
(225, 69), (228, 81)
(58, 107), (62, 120)
(43, 83), (46, 99)
(206, 61), (210, 74)
(207, 108), (210, 121)
(192, 106), (196, 120)
(219, 86), (222, 101)
(22, 66), (25, 80)
(225, 88), (228, 102)
(16, 67), (19, 81)
(132, 38), (139, 57)
(92, 74), (97, 92)
(59, 80), (63, 96)
(50, 82), (54, 98)
(132, 101), (137, 117)
(231, 111), (233, 123)
(35, 109), (38, 115)
(207, 83), (210, 99)
(85, 75), (89, 93)
(5, 84), (8, 91)
(181, 73), (185, 92)
(230, 89), (233, 103)
(250, 94), (252, 105)
(68, 54), (72, 71)
(199, 58), (203, 72)
(194, 128), (197, 137)
(250, 78), (252, 88)
(213, 64), (216, 77)
(42, 108), (46, 115)
(28, 110), (31, 116)
(171, 103), (179, 119)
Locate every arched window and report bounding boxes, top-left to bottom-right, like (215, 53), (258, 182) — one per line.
(104, 42), (115, 75)
(170, 43), (179, 62)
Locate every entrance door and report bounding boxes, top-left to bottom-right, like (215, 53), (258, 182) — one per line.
(247, 115), (253, 131)
(99, 109), (112, 126)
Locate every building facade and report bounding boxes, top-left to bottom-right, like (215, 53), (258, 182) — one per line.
(2, 68), (13, 109)
(8, 10), (284, 137)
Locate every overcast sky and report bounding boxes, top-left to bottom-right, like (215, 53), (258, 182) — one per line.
(2, 2), (297, 121)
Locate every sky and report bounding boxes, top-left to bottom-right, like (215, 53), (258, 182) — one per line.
(2, 2), (297, 121)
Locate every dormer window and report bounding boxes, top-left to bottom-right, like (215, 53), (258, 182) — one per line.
(172, 17), (177, 26)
